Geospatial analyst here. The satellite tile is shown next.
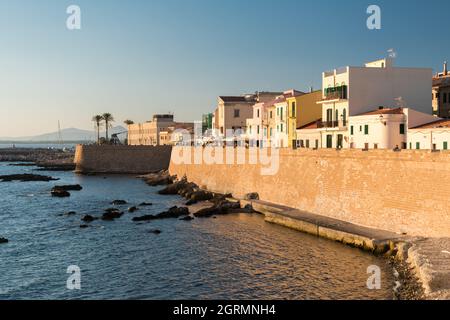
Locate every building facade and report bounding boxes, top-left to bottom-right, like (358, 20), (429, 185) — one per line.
(317, 58), (433, 149)
(408, 118), (450, 150)
(128, 114), (193, 146)
(432, 61), (450, 118)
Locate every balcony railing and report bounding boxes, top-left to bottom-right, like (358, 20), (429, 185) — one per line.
(323, 85), (348, 101)
(317, 120), (348, 129)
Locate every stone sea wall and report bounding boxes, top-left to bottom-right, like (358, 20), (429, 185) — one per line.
(74, 145), (172, 174)
(169, 147), (450, 238)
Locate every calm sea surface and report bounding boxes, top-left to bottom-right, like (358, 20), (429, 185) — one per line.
(0, 162), (395, 299)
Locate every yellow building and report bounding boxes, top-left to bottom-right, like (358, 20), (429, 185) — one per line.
(285, 90), (323, 147)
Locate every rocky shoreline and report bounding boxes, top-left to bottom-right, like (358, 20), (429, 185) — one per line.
(0, 148), (75, 171)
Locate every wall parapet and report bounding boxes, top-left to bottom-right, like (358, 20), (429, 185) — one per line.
(74, 144), (172, 174)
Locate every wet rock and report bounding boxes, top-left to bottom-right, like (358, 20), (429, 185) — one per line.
(139, 202), (153, 206)
(133, 206), (189, 221)
(35, 163), (76, 172)
(81, 215), (97, 222)
(79, 225), (89, 229)
(111, 200), (127, 205)
(0, 237), (8, 244)
(194, 200), (241, 218)
(190, 190), (214, 202)
(158, 180), (188, 195)
(51, 189), (71, 198)
(185, 199), (198, 206)
(244, 192), (259, 200)
(65, 211), (77, 216)
(0, 174), (59, 182)
(52, 184), (82, 192)
(102, 209), (124, 221)
(140, 170), (175, 186)
(180, 216), (194, 221)
(148, 229), (162, 234)
(128, 206), (138, 213)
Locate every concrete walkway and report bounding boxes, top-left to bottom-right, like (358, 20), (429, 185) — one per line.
(241, 199), (450, 300)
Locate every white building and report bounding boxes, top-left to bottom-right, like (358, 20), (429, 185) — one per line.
(296, 119), (322, 149)
(348, 107), (437, 150)
(408, 119), (450, 150)
(317, 58), (433, 149)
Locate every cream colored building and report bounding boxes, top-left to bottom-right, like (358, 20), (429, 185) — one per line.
(214, 92), (282, 137)
(408, 118), (450, 150)
(128, 114), (193, 146)
(318, 58), (433, 149)
(296, 119), (321, 149)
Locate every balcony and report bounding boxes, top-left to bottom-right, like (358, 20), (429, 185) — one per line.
(318, 85), (348, 103)
(317, 120), (348, 130)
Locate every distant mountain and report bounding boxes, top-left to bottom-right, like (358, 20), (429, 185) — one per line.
(0, 126), (127, 142)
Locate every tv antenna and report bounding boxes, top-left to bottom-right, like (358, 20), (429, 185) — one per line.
(387, 48), (397, 59)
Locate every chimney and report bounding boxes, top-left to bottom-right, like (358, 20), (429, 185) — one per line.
(444, 61), (448, 76)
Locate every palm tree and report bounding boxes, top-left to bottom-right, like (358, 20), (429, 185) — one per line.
(123, 119), (134, 126)
(92, 115), (103, 144)
(102, 113), (114, 142)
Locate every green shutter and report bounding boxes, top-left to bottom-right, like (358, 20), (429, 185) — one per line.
(400, 124), (405, 134)
(444, 142), (448, 150)
(350, 126), (354, 135)
(416, 142), (420, 150)
(364, 125), (369, 135)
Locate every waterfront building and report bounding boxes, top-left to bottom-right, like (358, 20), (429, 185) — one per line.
(127, 114), (193, 146)
(296, 119), (322, 149)
(432, 61), (450, 118)
(213, 92), (282, 136)
(348, 107), (436, 150)
(408, 118), (450, 150)
(317, 58), (433, 149)
(286, 90), (322, 148)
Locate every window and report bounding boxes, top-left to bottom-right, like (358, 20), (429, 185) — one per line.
(444, 142), (448, 150)
(416, 142), (420, 150)
(364, 125), (369, 135)
(444, 93), (448, 104)
(249, 126), (252, 134)
(257, 125), (260, 134)
(291, 102), (296, 117)
(270, 128), (273, 137)
(270, 111), (273, 118)
(306, 140), (310, 148)
(280, 124), (284, 132)
(280, 108), (284, 121)
(350, 125), (354, 135)
(234, 109), (240, 118)
(277, 108), (279, 116)
(257, 109), (260, 118)
(277, 125), (279, 132)
(409, 142), (412, 149)
(400, 124), (405, 135)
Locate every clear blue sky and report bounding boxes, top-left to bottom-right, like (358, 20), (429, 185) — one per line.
(0, 0), (449, 136)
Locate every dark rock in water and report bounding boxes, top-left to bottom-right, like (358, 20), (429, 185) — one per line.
(139, 202), (153, 206)
(128, 206), (138, 213)
(133, 206), (189, 221)
(190, 190), (214, 202)
(102, 210), (124, 221)
(35, 163), (76, 172)
(52, 184), (82, 192)
(148, 229), (162, 234)
(0, 237), (8, 244)
(180, 216), (194, 221)
(51, 189), (71, 198)
(65, 211), (77, 216)
(79, 224), (89, 229)
(194, 200), (241, 218)
(0, 174), (59, 182)
(244, 192), (259, 200)
(111, 200), (127, 205)
(132, 214), (155, 222)
(185, 199), (198, 206)
(158, 181), (187, 195)
(140, 170), (174, 186)
(81, 215), (97, 222)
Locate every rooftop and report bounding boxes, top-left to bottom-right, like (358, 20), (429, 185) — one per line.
(219, 96), (255, 103)
(411, 118), (450, 129)
(297, 119), (322, 130)
(353, 107), (404, 117)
